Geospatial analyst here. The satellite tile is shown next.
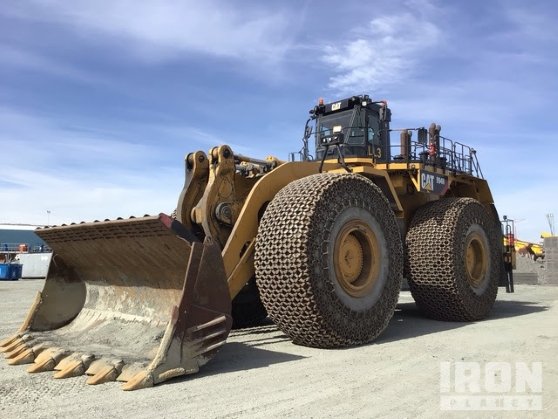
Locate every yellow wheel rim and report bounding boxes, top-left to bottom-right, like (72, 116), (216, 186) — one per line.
(465, 231), (488, 289)
(334, 220), (380, 297)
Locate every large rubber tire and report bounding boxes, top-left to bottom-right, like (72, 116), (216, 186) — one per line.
(231, 278), (268, 329)
(405, 198), (500, 321)
(255, 173), (403, 348)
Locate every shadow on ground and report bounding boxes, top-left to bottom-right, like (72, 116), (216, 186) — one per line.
(163, 341), (306, 387)
(165, 295), (551, 387)
(376, 302), (465, 343)
(377, 298), (549, 344)
(489, 299), (549, 319)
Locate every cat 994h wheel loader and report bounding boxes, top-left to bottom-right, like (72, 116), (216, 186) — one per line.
(1, 95), (509, 390)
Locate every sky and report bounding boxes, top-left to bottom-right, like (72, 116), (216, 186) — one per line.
(0, 0), (557, 242)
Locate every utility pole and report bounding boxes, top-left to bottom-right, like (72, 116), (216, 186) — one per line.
(547, 213), (555, 236)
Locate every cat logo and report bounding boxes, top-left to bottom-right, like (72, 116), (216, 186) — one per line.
(331, 102), (341, 111)
(421, 173), (434, 191)
(419, 170), (448, 194)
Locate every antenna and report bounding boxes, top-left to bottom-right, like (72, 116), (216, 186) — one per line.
(547, 213), (555, 236)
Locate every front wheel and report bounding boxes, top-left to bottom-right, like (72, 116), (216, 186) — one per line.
(255, 173), (403, 348)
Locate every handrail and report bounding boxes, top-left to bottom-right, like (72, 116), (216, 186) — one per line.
(1, 243), (51, 253)
(388, 130), (484, 178)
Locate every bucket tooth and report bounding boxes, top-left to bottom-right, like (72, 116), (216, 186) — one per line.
(4, 343), (29, 360)
(85, 359), (122, 375)
(7, 348), (35, 365)
(53, 354), (95, 379)
(1, 337), (27, 354)
(9, 343), (47, 365)
(27, 348), (68, 373)
(0, 334), (20, 350)
(121, 370), (154, 391)
(53, 361), (85, 379)
(116, 364), (147, 383)
(28, 358), (57, 374)
(87, 366), (121, 385)
(0, 338), (24, 356)
(86, 359), (124, 385)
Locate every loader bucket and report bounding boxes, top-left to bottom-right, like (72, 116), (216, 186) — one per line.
(0, 214), (232, 390)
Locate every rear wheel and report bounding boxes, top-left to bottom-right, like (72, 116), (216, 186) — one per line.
(405, 198), (500, 321)
(255, 173), (403, 348)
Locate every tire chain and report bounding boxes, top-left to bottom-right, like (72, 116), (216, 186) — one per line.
(404, 198), (500, 321)
(255, 173), (403, 348)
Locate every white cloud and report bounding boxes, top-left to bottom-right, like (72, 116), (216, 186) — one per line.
(322, 10), (441, 94)
(0, 108), (246, 225)
(5, 0), (296, 65)
(0, 104), (290, 226)
(0, 166), (180, 226)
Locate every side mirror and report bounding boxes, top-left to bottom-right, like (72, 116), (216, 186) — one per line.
(305, 124), (313, 139)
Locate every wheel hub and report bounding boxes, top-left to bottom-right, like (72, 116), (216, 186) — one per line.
(338, 234), (364, 284)
(465, 232), (488, 289)
(334, 220), (380, 298)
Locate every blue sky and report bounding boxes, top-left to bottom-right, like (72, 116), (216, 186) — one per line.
(0, 0), (556, 242)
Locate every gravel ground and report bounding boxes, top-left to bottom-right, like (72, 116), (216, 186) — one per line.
(0, 279), (556, 418)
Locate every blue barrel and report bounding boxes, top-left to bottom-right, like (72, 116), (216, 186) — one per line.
(9, 264), (22, 280)
(0, 264), (22, 280)
(0, 264), (9, 280)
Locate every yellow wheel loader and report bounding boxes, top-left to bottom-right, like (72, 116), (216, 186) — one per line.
(1, 95), (508, 390)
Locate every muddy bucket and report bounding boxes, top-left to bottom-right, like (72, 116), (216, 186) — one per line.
(0, 214), (232, 390)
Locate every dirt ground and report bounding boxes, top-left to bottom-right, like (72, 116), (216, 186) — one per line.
(0, 280), (556, 418)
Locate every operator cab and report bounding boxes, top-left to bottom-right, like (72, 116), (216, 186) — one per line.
(291, 94), (484, 178)
(310, 95), (391, 162)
